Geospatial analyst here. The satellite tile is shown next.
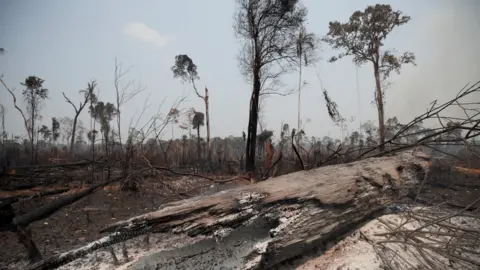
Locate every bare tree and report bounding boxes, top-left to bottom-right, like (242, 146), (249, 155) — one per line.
(1, 79), (33, 159)
(172, 55), (212, 168)
(322, 4), (416, 149)
(150, 98), (187, 167)
(234, 0), (308, 172)
(21, 76), (49, 164)
(62, 80), (96, 155)
(114, 58), (144, 150)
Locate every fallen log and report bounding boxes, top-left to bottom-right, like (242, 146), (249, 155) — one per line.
(10, 174), (124, 264)
(28, 151), (429, 270)
(13, 177), (121, 228)
(0, 188), (69, 202)
(12, 160), (99, 172)
(0, 188), (69, 230)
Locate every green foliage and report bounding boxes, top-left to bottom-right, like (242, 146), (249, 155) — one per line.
(322, 4), (415, 78)
(51, 117), (60, 142)
(21, 76), (49, 116)
(87, 130), (98, 143)
(80, 80), (98, 105)
(38, 125), (51, 141)
(90, 101), (118, 137)
(171, 54), (199, 83)
(168, 108), (180, 120)
(257, 130), (273, 145)
(192, 111), (205, 130)
(21, 76), (48, 98)
(295, 25), (318, 66)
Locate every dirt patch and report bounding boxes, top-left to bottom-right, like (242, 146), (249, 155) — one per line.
(0, 176), (234, 269)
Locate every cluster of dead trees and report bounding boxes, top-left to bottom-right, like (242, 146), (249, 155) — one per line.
(0, 2), (480, 269)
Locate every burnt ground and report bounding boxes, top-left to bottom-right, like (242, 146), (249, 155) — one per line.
(1, 160), (479, 269)
(0, 176), (240, 269)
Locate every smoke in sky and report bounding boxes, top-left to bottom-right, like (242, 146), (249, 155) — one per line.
(386, 0), (480, 128)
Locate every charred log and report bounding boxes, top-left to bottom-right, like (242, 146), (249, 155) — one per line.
(27, 151), (429, 270)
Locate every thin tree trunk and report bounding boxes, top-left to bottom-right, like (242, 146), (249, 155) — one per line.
(70, 115), (78, 156)
(116, 111), (122, 151)
(297, 57), (302, 132)
(30, 98), (35, 164)
(204, 87), (211, 170)
(196, 127), (201, 167)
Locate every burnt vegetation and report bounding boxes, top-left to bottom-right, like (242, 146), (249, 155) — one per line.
(0, 2), (479, 270)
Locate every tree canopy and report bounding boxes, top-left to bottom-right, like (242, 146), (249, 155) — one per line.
(171, 54), (199, 84)
(322, 4), (416, 78)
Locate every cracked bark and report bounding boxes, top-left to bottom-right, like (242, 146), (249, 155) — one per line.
(28, 151), (429, 270)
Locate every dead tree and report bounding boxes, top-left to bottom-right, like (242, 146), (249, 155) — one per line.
(0, 79), (35, 163)
(113, 58), (144, 152)
(234, 0), (307, 172)
(62, 80), (96, 155)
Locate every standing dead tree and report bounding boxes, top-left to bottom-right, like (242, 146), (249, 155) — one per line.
(234, 0), (307, 173)
(62, 80), (96, 155)
(322, 4), (416, 149)
(172, 54), (212, 169)
(114, 58), (144, 152)
(111, 58), (146, 189)
(0, 79), (37, 164)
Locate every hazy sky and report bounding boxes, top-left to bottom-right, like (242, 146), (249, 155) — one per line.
(0, 0), (479, 142)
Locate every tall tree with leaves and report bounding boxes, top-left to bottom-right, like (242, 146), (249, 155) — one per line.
(322, 4), (416, 148)
(85, 84), (98, 161)
(191, 110), (205, 165)
(294, 25), (318, 132)
(90, 101), (118, 156)
(51, 117), (60, 144)
(21, 76), (49, 163)
(168, 108), (180, 139)
(234, 0), (307, 172)
(62, 80), (96, 155)
(38, 125), (51, 142)
(172, 55), (212, 168)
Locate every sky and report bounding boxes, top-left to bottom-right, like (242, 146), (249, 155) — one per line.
(0, 0), (479, 143)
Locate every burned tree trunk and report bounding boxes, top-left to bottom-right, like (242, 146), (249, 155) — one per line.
(28, 151), (429, 270)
